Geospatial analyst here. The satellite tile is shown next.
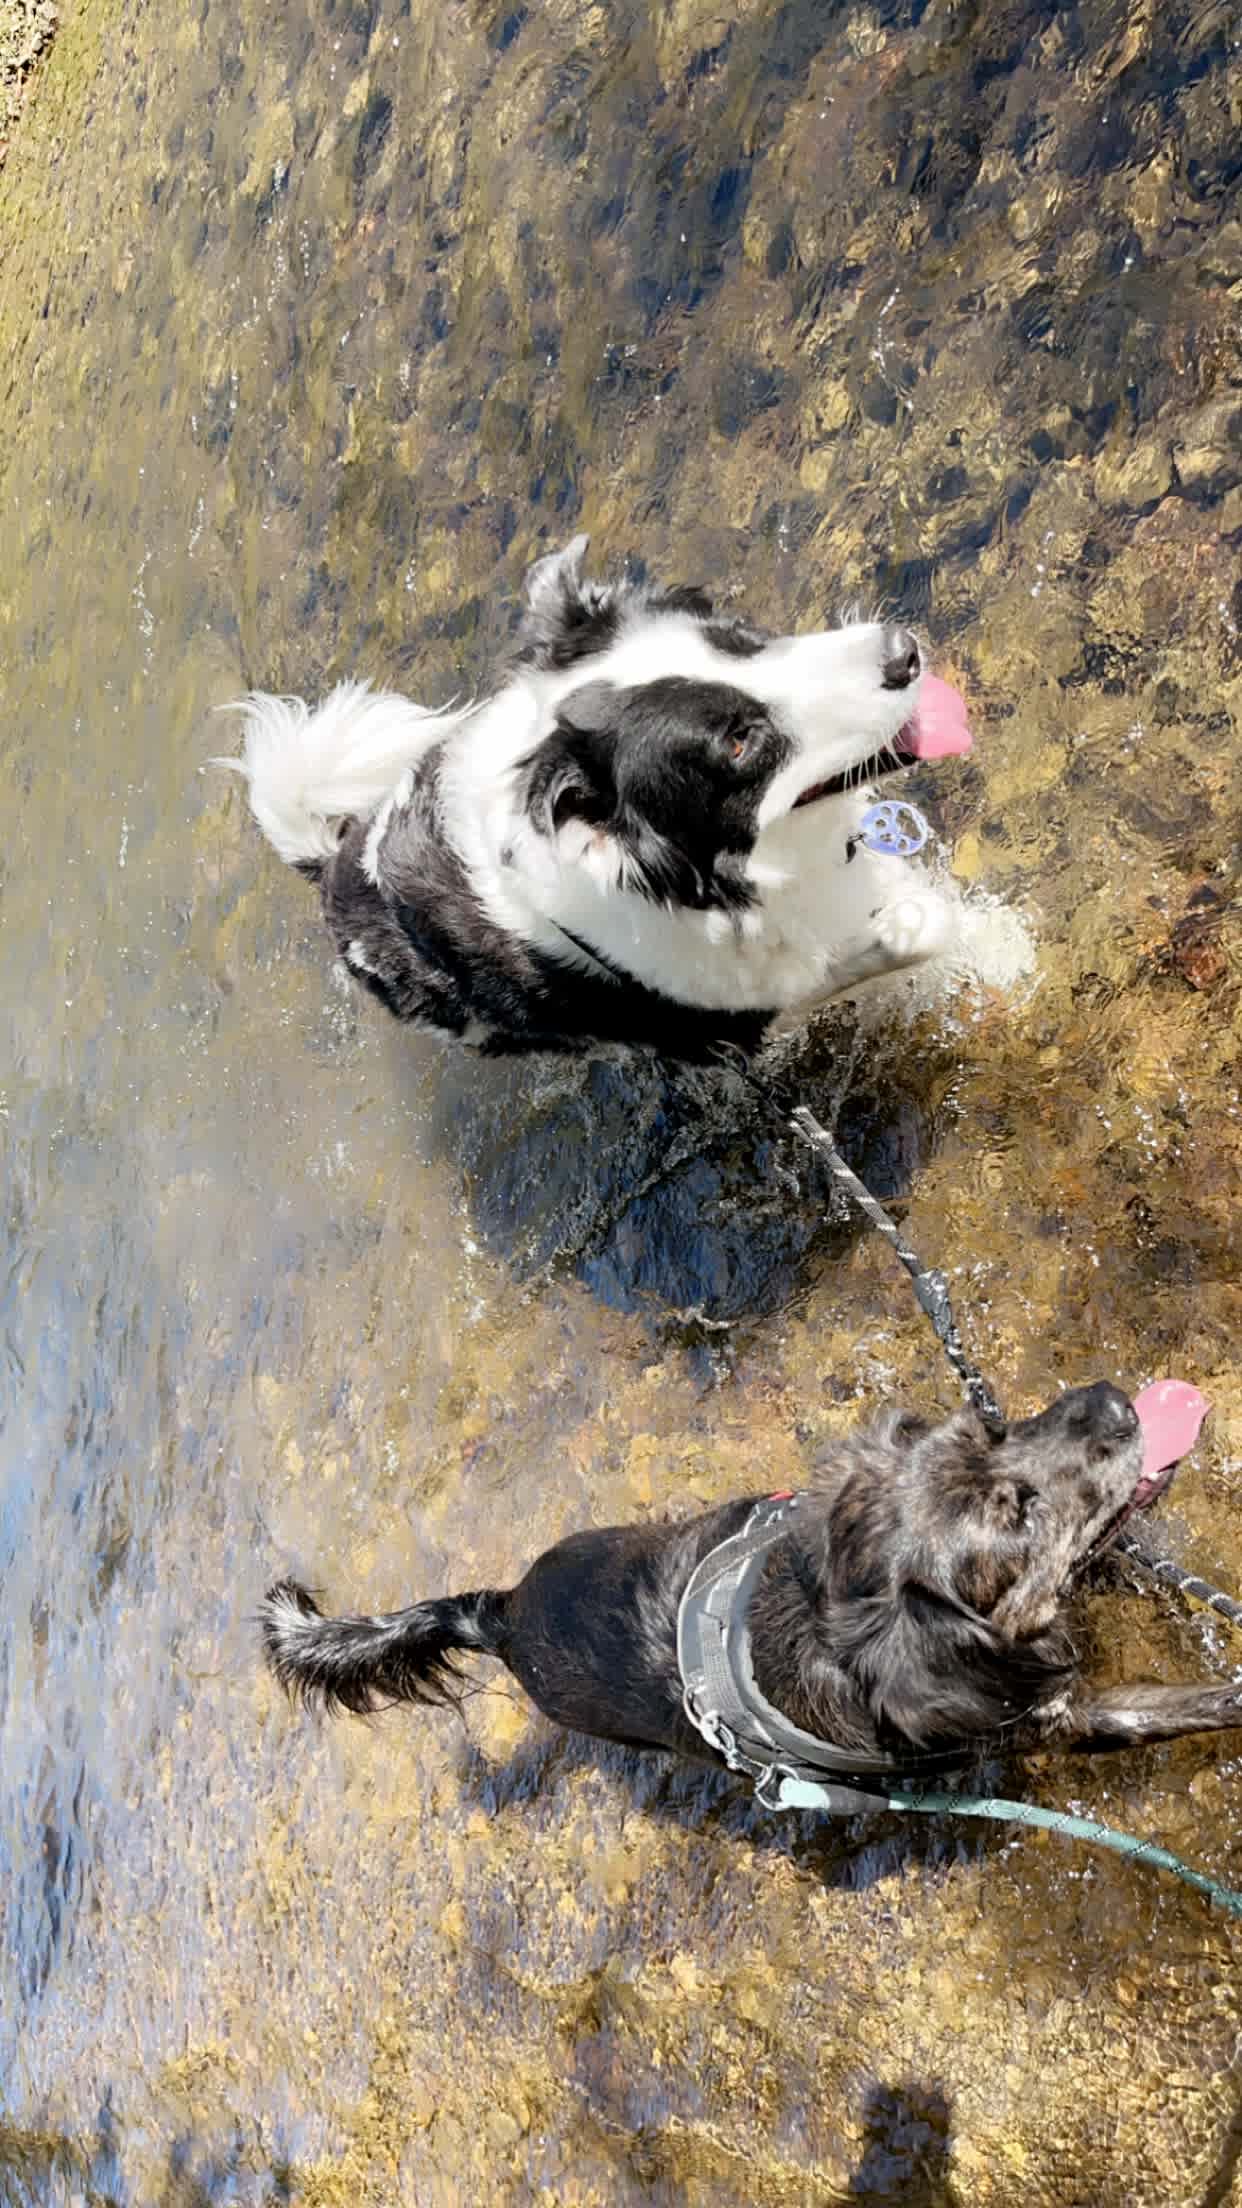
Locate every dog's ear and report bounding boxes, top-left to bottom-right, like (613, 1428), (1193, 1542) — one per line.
(941, 1407), (1004, 1458)
(555, 679), (617, 736)
(558, 680), (737, 908)
(519, 535), (619, 668)
(526, 681), (699, 901)
(522, 694), (619, 841)
(524, 534), (589, 622)
(834, 1580), (1071, 1752)
(878, 1410), (934, 1451)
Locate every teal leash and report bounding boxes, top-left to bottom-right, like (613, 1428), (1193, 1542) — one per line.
(788, 1100), (1242, 1920)
(885, 1791), (1242, 1919)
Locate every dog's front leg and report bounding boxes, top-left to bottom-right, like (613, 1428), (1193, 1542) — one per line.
(1040, 1681), (1242, 1753)
(822, 882), (955, 999)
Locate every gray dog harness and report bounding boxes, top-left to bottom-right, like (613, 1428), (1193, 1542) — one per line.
(672, 1494), (1242, 1919)
(676, 1492), (961, 1814)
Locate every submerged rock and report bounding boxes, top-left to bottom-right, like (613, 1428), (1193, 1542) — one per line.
(425, 1033), (933, 1324)
(1094, 438), (1173, 511)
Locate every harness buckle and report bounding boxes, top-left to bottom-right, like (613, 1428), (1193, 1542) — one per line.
(684, 1692), (743, 1774)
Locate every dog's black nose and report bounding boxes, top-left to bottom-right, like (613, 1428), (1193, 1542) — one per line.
(881, 628), (921, 690)
(1082, 1382), (1140, 1443)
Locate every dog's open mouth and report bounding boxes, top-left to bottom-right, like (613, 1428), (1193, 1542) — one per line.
(1087, 1380), (1210, 1559)
(1087, 1463), (1178, 1559)
(792, 674), (973, 811)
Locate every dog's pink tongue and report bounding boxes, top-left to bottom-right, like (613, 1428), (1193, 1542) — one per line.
(897, 674), (973, 760)
(1133, 1380), (1210, 1479)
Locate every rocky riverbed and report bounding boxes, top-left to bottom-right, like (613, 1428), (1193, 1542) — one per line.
(1, 0), (1240, 2200)
(0, 0), (57, 163)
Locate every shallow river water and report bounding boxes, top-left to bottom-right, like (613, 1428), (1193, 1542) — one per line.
(2, 0), (1242, 2200)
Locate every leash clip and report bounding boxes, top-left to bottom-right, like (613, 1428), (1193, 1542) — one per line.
(755, 1764), (896, 1816)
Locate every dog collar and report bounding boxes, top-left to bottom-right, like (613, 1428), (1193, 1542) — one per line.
(676, 1493), (963, 1812)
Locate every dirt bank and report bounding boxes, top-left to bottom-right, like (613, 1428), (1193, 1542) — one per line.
(0, 0), (57, 164)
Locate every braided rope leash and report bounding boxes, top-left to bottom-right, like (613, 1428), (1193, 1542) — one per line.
(790, 1101), (1240, 1631)
(789, 1104), (1005, 1429)
(789, 1100), (1242, 1916)
(1112, 1533), (1242, 1633)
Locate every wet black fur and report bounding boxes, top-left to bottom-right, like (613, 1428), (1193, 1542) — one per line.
(262, 1385), (1242, 1778)
(323, 747), (770, 1059)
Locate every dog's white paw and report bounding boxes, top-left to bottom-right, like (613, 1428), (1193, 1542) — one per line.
(871, 889), (953, 968)
(821, 888), (957, 1001)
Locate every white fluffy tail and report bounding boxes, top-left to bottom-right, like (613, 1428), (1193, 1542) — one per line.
(215, 682), (459, 869)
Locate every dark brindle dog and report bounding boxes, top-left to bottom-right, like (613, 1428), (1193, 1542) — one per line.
(261, 1383), (1241, 1778)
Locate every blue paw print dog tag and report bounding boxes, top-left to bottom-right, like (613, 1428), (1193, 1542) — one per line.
(858, 799), (930, 858)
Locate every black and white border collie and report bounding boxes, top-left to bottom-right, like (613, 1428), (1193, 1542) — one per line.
(222, 537), (977, 1060)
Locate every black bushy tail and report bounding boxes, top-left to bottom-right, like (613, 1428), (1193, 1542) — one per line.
(260, 1578), (507, 1716)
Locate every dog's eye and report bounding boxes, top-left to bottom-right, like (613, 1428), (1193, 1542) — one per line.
(731, 735), (749, 761)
